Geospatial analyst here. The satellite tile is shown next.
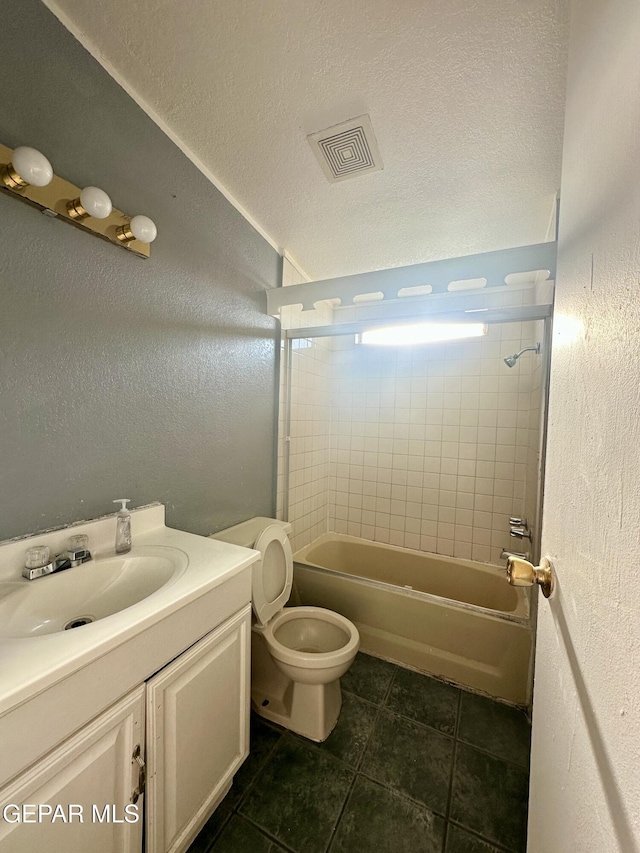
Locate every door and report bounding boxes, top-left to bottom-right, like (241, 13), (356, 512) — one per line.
(527, 1), (640, 850)
(145, 605), (251, 853)
(0, 686), (145, 853)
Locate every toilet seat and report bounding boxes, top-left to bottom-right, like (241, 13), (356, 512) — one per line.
(251, 524), (293, 627)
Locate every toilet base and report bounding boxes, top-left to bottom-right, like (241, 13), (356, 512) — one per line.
(251, 630), (342, 742)
(251, 679), (342, 743)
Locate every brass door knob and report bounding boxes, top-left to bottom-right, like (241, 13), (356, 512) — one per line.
(506, 555), (555, 598)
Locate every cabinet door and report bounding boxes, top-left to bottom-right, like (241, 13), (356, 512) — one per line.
(0, 686), (145, 853)
(146, 605), (251, 853)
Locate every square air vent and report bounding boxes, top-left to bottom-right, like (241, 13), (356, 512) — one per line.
(308, 115), (383, 183)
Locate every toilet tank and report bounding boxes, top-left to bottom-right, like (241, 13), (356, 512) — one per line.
(209, 517), (293, 549)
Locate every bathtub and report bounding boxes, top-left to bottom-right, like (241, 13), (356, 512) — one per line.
(292, 534), (533, 706)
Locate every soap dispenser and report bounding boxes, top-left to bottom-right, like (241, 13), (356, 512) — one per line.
(113, 499), (132, 554)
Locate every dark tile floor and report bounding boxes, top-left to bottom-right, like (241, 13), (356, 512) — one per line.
(188, 653), (531, 853)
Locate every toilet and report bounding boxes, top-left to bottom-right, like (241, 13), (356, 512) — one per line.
(210, 517), (359, 742)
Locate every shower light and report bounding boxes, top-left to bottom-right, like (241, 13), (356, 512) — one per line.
(357, 322), (487, 346)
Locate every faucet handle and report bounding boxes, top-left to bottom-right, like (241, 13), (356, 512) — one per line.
(23, 545), (55, 580)
(66, 534), (91, 564)
(25, 545), (50, 569)
(509, 516), (528, 529)
(510, 526), (533, 542)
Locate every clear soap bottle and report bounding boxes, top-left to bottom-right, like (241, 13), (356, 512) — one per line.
(113, 499), (132, 554)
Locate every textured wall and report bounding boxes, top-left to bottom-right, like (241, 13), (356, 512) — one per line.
(0, 0), (280, 540)
(528, 0), (640, 849)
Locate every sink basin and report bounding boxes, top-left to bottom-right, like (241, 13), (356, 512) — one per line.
(0, 546), (189, 638)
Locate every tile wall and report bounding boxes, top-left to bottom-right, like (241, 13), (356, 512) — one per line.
(277, 279), (549, 565)
(328, 317), (538, 564)
(276, 258), (333, 552)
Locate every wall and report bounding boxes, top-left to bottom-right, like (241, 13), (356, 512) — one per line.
(276, 259), (333, 552)
(328, 295), (541, 564)
(528, 0), (640, 849)
(0, 0), (280, 540)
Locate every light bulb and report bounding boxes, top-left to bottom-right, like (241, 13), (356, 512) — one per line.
(115, 214), (157, 245)
(2, 146), (54, 189)
(129, 215), (157, 243)
(12, 146), (54, 187)
(67, 186), (113, 220)
(80, 186), (112, 219)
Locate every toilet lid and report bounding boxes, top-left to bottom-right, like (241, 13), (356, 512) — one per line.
(252, 525), (293, 627)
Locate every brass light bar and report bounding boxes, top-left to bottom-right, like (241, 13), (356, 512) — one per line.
(0, 142), (153, 258)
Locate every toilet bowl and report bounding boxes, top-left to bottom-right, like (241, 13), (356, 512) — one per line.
(210, 518), (359, 742)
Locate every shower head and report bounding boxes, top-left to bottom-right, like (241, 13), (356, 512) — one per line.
(503, 342), (541, 368)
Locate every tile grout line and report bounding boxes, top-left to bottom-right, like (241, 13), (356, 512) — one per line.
(324, 772), (358, 853)
(447, 818), (521, 853)
(455, 736), (531, 771)
(236, 812), (300, 853)
(201, 809), (233, 853)
(354, 768), (448, 819)
(324, 665), (400, 853)
(447, 692), (529, 853)
(442, 688), (463, 851)
(234, 727), (286, 815)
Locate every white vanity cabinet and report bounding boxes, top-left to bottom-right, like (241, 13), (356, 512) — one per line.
(0, 686), (146, 853)
(145, 605), (251, 853)
(0, 605), (250, 853)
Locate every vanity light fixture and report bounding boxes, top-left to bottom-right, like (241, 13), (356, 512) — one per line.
(0, 141), (155, 258)
(67, 186), (113, 220)
(1, 145), (53, 190)
(116, 214), (157, 245)
(357, 322), (487, 346)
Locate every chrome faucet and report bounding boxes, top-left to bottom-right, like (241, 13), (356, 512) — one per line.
(510, 526), (532, 542)
(22, 535), (92, 580)
(509, 516), (532, 543)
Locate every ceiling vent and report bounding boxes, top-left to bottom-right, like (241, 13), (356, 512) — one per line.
(308, 115), (383, 184)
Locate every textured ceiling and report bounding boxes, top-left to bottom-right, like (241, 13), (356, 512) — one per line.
(47, 0), (569, 279)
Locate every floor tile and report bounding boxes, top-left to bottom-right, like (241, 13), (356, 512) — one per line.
(188, 804), (232, 853)
(450, 743), (529, 853)
(225, 716), (284, 807)
(458, 693), (531, 769)
(385, 667), (460, 735)
(239, 735), (354, 853)
(341, 652), (397, 705)
(361, 710), (454, 815)
(330, 775), (445, 853)
(446, 824), (502, 852)
(211, 814), (288, 852)
(307, 691), (378, 768)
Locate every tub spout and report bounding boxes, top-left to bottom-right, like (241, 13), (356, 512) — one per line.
(501, 548), (531, 562)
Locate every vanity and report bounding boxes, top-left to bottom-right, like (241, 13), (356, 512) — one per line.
(0, 504), (259, 853)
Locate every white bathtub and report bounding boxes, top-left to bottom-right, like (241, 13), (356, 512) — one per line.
(293, 533), (533, 706)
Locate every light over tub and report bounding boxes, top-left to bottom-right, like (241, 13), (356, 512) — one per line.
(292, 533), (533, 706)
